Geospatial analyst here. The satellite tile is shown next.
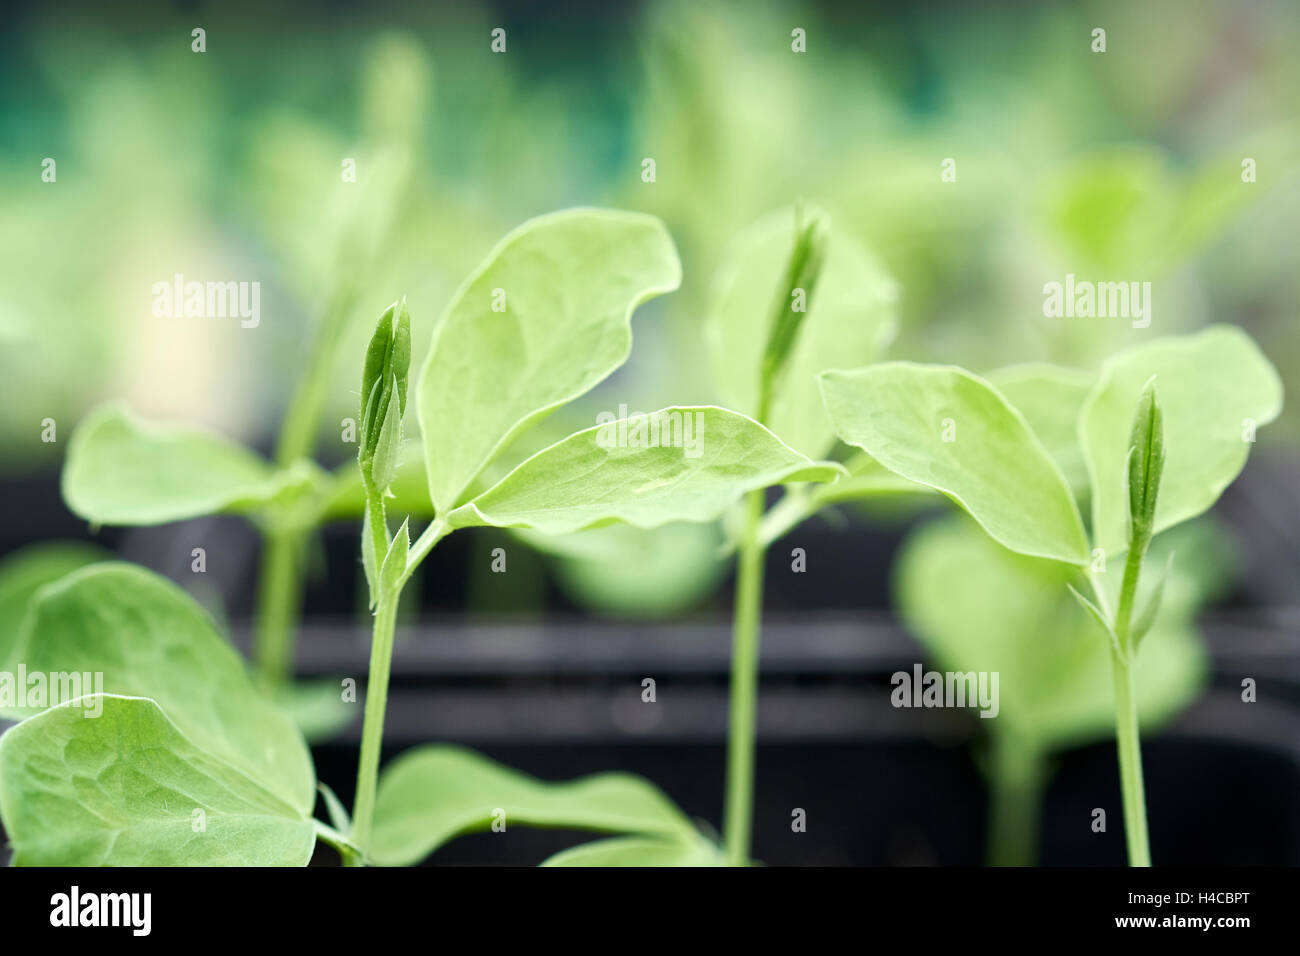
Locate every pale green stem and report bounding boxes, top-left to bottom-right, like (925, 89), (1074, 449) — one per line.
(724, 488), (767, 866)
(348, 479), (395, 865)
(314, 821), (360, 864)
(253, 529), (302, 683)
(1110, 649), (1150, 866)
(1110, 538), (1152, 867)
(349, 588), (399, 864)
(347, 508), (446, 866)
(757, 487), (814, 551)
(986, 731), (1045, 867)
(364, 487), (390, 582)
(252, 279), (357, 681)
(274, 279), (358, 468)
(401, 516), (450, 589)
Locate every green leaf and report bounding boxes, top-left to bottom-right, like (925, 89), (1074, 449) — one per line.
(514, 522), (728, 618)
(819, 364), (1089, 563)
(1079, 326), (1284, 555)
(360, 300), (411, 490)
(449, 406), (844, 535)
(360, 376), (382, 458)
(0, 563), (314, 816)
(1126, 376), (1166, 544)
(361, 300), (411, 433)
(0, 542), (107, 664)
(360, 506), (380, 608)
(417, 209), (682, 514)
(1131, 552), (1174, 650)
(709, 207), (897, 458)
(266, 677), (356, 743)
(808, 452), (931, 506)
(541, 834), (724, 867)
(986, 363), (1095, 498)
(369, 376), (404, 491)
(318, 782), (352, 837)
(381, 518), (410, 593)
(756, 204), (830, 418)
(0, 695), (315, 866)
(62, 404), (318, 525)
(1066, 583), (1120, 658)
(370, 744), (695, 866)
(896, 516), (1206, 751)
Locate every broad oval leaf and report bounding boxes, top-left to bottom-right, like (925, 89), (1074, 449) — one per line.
(895, 516), (1206, 751)
(541, 834), (724, 867)
(0, 542), (107, 664)
(450, 406), (844, 535)
(708, 207), (897, 458)
(370, 744), (695, 866)
(417, 209), (682, 514)
(0, 695), (315, 866)
(819, 364), (1089, 563)
(0, 563), (314, 816)
(62, 404), (314, 525)
(986, 363), (1095, 498)
(1079, 325), (1283, 555)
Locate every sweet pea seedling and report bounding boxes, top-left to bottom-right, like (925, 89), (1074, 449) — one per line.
(0, 209), (846, 867)
(819, 325), (1283, 865)
(895, 513), (1218, 865)
(703, 204), (899, 864)
(348, 209), (844, 865)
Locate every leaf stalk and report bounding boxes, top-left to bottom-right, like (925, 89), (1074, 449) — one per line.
(723, 488), (767, 866)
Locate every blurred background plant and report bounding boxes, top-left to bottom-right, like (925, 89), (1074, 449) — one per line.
(3, 1), (1295, 616)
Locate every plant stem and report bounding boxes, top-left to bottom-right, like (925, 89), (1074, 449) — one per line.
(986, 731), (1045, 867)
(757, 486), (813, 551)
(1110, 540), (1152, 867)
(253, 529), (303, 683)
(1110, 650), (1150, 866)
(350, 587), (399, 864)
(723, 488), (767, 866)
(348, 498), (444, 866)
(251, 279), (359, 681)
(313, 821), (359, 863)
(400, 516), (449, 588)
(275, 280), (358, 468)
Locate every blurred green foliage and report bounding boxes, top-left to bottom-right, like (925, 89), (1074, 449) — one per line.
(2, 1), (1295, 623)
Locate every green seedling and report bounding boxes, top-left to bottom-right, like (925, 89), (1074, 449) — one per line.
(818, 325), (1283, 865)
(0, 209), (847, 866)
(495, 204), (900, 865)
(895, 513), (1223, 865)
(702, 205), (899, 864)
